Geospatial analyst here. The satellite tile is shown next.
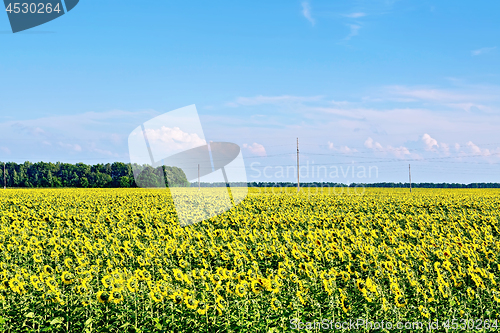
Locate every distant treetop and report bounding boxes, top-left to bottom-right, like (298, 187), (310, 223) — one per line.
(0, 161), (189, 188)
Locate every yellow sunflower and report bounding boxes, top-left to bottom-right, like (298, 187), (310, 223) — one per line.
(170, 291), (183, 304)
(64, 258), (74, 270)
(341, 296), (350, 313)
(184, 295), (198, 310)
(60, 270), (73, 284)
(127, 277), (138, 293)
(210, 273), (222, 285)
(111, 290), (123, 303)
(149, 290), (163, 303)
(216, 295), (226, 314)
(101, 275), (112, 288)
(251, 279), (262, 294)
(43, 265), (54, 275)
(395, 295), (406, 308)
(235, 283), (247, 298)
(97, 291), (111, 304)
(270, 297), (281, 311)
(197, 301), (208, 315)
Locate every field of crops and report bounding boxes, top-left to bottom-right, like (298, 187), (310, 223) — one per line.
(0, 187), (499, 332)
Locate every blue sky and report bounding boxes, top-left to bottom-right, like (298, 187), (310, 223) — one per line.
(1, 0), (499, 184)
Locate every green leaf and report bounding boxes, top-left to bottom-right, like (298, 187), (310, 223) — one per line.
(84, 318), (93, 327)
(50, 317), (64, 325)
(26, 312), (35, 318)
(155, 323), (163, 330)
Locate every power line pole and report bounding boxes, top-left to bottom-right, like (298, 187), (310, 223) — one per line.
(409, 164), (412, 193)
(297, 138), (300, 192)
(3, 162), (5, 190)
(198, 164), (200, 190)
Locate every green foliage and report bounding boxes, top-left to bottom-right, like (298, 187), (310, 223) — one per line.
(0, 162), (189, 188)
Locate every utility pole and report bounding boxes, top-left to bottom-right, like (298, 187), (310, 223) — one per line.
(198, 164), (200, 190)
(297, 138), (300, 192)
(3, 162), (5, 190)
(409, 164), (412, 193)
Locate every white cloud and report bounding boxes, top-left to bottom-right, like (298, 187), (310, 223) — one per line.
(340, 146), (357, 153)
(301, 1), (315, 25)
(471, 47), (496, 56)
(381, 84), (500, 105)
(33, 127), (45, 135)
(0, 110), (159, 159)
(327, 141), (358, 153)
(388, 145), (411, 158)
(344, 12), (366, 18)
(364, 137), (383, 150)
(444, 103), (491, 113)
(422, 134), (457, 156)
(243, 143), (266, 157)
(422, 133), (439, 151)
(0, 146), (10, 154)
(58, 142), (82, 152)
(216, 82), (500, 170)
(364, 137), (411, 158)
(440, 142), (450, 155)
(344, 24), (361, 40)
(11, 123), (49, 137)
(226, 95), (323, 107)
(143, 126), (206, 151)
(372, 81), (500, 115)
(466, 141), (490, 156)
(384, 85), (474, 103)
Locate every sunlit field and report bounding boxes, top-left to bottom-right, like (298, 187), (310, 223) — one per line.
(1, 188), (499, 332)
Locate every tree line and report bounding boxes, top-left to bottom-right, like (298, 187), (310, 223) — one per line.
(0, 162), (189, 188)
(193, 182), (500, 188)
(1, 163), (498, 188)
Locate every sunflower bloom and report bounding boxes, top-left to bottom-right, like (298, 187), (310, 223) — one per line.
(184, 295), (198, 310)
(235, 283), (247, 298)
(97, 291), (111, 304)
(149, 290), (163, 303)
(197, 301), (208, 315)
(270, 297), (281, 311)
(395, 295), (406, 308)
(111, 290), (123, 303)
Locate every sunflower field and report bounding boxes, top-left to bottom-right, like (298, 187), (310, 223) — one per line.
(0, 187), (500, 332)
